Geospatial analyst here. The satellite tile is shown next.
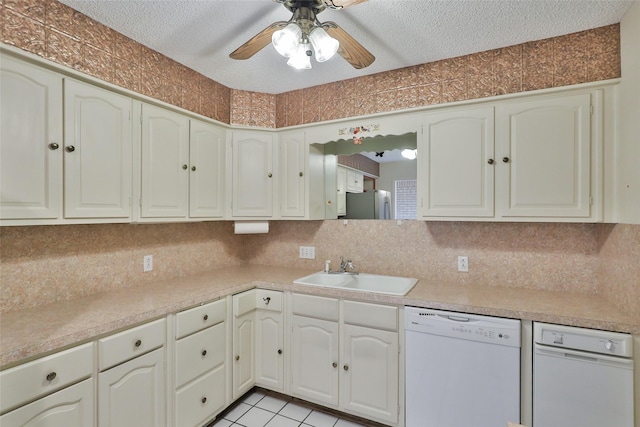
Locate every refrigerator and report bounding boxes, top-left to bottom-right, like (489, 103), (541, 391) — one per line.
(345, 190), (391, 219)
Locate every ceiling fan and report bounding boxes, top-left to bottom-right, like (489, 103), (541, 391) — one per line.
(229, 0), (375, 69)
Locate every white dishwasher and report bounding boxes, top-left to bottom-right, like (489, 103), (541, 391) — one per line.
(533, 322), (634, 427)
(405, 307), (521, 427)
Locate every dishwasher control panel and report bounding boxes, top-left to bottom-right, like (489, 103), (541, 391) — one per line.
(405, 307), (521, 347)
(534, 322), (632, 357)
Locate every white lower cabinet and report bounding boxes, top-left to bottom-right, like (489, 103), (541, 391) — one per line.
(174, 299), (228, 427)
(0, 342), (94, 427)
(97, 319), (166, 427)
(0, 378), (94, 427)
(232, 290), (257, 399)
(290, 294), (401, 426)
(255, 290), (285, 392)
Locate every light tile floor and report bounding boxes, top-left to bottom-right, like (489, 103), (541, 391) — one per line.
(210, 391), (368, 427)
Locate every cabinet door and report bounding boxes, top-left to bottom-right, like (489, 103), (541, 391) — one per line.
(497, 93), (592, 218)
(346, 170), (363, 193)
(341, 324), (399, 424)
(255, 310), (284, 391)
(232, 311), (255, 399)
(98, 348), (165, 427)
(140, 104), (190, 218)
(419, 106), (495, 218)
(279, 132), (306, 218)
(0, 378), (94, 427)
(64, 79), (132, 218)
(189, 119), (225, 218)
(291, 315), (339, 407)
(0, 56), (62, 220)
(232, 131), (275, 217)
(336, 166), (347, 216)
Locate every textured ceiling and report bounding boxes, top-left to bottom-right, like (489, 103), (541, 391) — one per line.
(59, 0), (633, 94)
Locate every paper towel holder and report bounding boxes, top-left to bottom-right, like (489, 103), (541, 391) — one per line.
(233, 221), (270, 234)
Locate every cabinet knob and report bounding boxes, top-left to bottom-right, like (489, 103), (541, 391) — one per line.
(46, 372), (57, 382)
(201, 349), (207, 357)
(48, 142), (59, 150)
(278, 349), (283, 355)
(487, 158), (494, 165)
(182, 164), (188, 170)
(268, 172), (273, 178)
(203, 314), (209, 321)
(201, 396), (207, 404)
(299, 172), (303, 177)
(191, 166), (196, 171)
(134, 339), (142, 348)
(332, 362), (338, 368)
(502, 156), (510, 163)
(343, 364), (349, 371)
(65, 145), (75, 153)
(235, 355), (240, 361)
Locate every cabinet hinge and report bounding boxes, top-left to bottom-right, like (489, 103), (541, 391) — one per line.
(589, 196), (593, 206)
(590, 105), (594, 115)
(140, 112), (143, 124)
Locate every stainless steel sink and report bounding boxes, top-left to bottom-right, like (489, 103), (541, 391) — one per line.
(293, 272), (418, 296)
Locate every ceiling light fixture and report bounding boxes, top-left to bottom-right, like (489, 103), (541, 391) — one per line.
(401, 149), (417, 160)
(271, 5), (339, 69)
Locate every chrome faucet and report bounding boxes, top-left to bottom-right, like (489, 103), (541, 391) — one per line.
(338, 256), (358, 274)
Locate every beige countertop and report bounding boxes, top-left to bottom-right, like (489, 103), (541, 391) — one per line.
(1, 265), (639, 368)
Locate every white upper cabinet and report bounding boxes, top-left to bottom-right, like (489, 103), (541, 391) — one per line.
(1, 56), (62, 220)
(64, 79), (132, 219)
(189, 120), (225, 218)
(231, 130), (276, 218)
(279, 131), (327, 219)
(419, 106), (495, 217)
(279, 131), (306, 218)
(420, 91), (600, 222)
(496, 93), (593, 219)
(140, 103), (190, 218)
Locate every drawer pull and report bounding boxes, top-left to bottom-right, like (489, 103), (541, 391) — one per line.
(332, 362), (338, 368)
(203, 314), (209, 321)
(48, 142), (59, 150)
(46, 372), (57, 382)
(235, 355), (240, 361)
(134, 339), (142, 348)
(201, 350), (207, 357)
(278, 349), (282, 355)
(343, 364), (349, 371)
(201, 396), (207, 404)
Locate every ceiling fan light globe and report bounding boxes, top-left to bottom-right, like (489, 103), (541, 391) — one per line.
(287, 43), (312, 69)
(401, 149), (417, 160)
(272, 23), (301, 57)
(309, 26), (339, 62)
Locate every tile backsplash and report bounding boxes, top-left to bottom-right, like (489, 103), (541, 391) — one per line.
(2, 221), (638, 319)
(1, 1), (620, 129)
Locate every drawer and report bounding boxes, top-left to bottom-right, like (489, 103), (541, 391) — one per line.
(256, 289), (282, 312)
(0, 342), (93, 413)
(0, 378), (94, 425)
(292, 293), (339, 322)
(176, 298), (226, 339)
(175, 322), (226, 388)
(99, 318), (165, 371)
(175, 366), (226, 427)
(233, 289), (256, 317)
(343, 300), (398, 331)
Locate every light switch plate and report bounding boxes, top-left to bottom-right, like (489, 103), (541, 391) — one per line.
(457, 255), (468, 272)
(299, 246), (316, 259)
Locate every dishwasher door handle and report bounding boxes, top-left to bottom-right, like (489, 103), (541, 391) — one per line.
(446, 315), (471, 322)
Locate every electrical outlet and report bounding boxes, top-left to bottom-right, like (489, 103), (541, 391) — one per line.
(143, 255), (153, 272)
(299, 246), (316, 259)
(457, 255), (468, 273)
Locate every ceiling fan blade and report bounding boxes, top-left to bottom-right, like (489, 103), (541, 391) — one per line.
(323, 0), (368, 9)
(324, 22), (375, 69)
(229, 21), (288, 60)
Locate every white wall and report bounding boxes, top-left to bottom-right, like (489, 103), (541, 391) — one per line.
(377, 160), (417, 218)
(618, 2), (640, 224)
